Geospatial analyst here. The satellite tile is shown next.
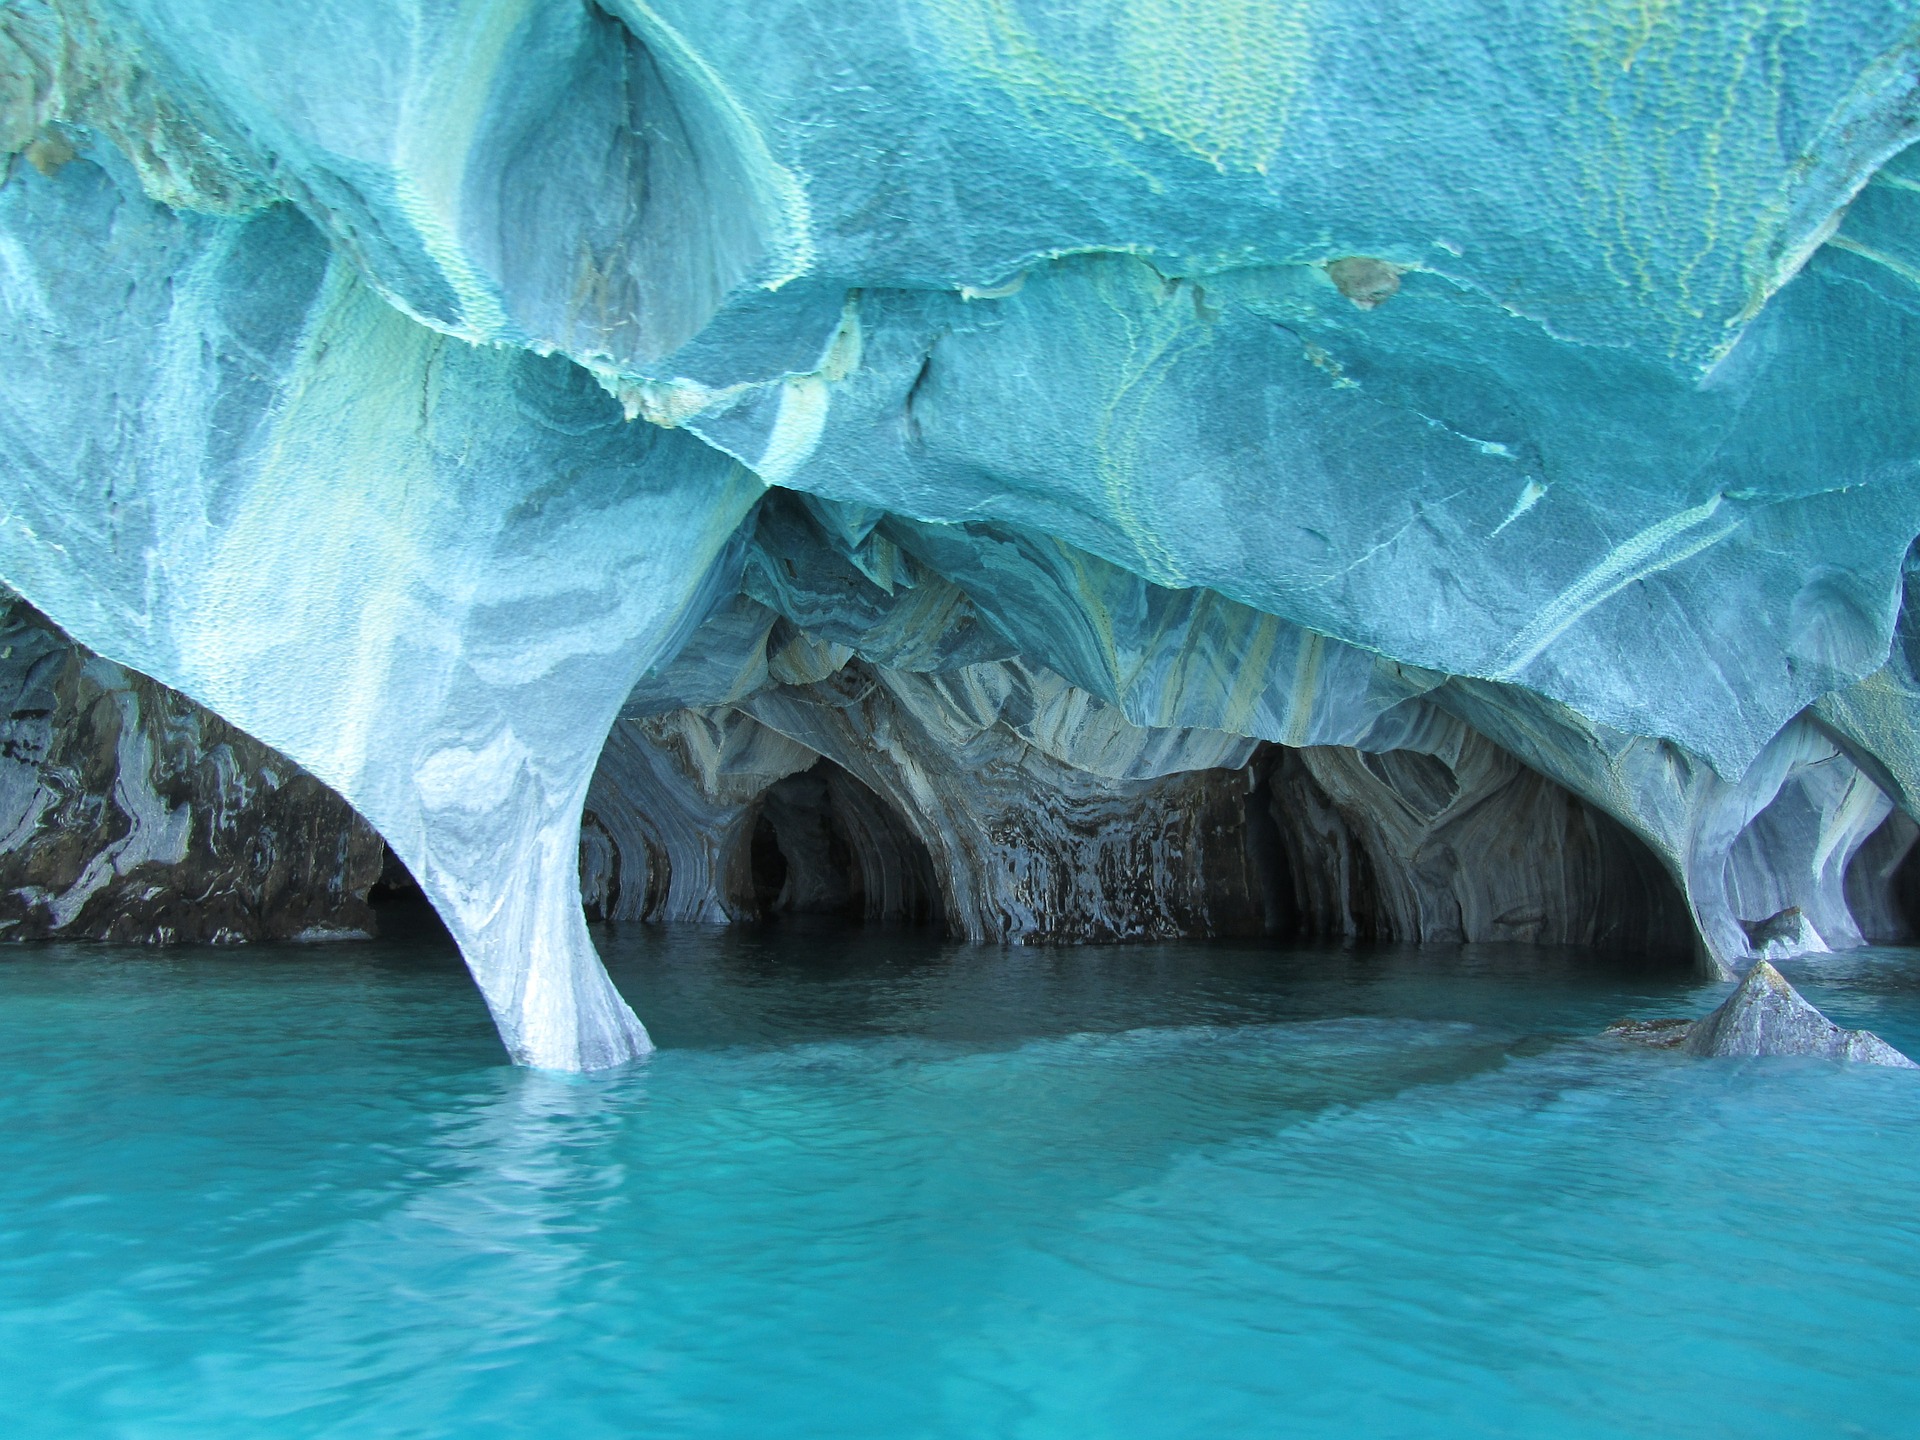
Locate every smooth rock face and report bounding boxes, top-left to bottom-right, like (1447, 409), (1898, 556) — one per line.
(604, 659), (1269, 944)
(1610, 961), (1918, 1067)
(6, 5), (1920, 1065)
(590, 624), (1701, 952)
(0, 599), (382, 944)
(0, 138), (756, 1068)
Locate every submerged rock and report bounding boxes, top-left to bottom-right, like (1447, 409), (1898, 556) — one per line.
(1608, 962), (1917, 1068)
(1601, 1017), (1695, 1051)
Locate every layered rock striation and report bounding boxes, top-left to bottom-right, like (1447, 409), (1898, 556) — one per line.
(4, 2), (1920, 1065)
(0, 597), (382, 943)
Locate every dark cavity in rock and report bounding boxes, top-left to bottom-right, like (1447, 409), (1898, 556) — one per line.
(745, 760), (942, 925)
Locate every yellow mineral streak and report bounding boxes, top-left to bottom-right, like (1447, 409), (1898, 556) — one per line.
(189, 262), (446, 797)
(921, 0), (1316, 174)
(1086, 268), (1214, 584)
(1560, 0), (1810, 350)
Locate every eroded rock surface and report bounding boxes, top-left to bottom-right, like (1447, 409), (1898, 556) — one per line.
(0, 599), (382, 943)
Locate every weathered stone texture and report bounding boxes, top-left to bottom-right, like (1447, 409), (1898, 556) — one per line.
(0, 600), (382, 944)
(1609, 961), (1918, 1068)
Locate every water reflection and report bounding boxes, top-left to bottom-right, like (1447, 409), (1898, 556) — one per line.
(594, 920), (1709, 1051)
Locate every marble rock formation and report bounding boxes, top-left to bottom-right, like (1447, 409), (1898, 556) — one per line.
(603, 655), (1269, 943)
(5, 3), (1920, 1066)
(0, 596), (382, 943)
(1608, 961), (1918, 1067)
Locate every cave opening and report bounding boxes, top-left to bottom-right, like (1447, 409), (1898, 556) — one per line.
(366, 843), (455, 945)
(744, 760), (941, 928)
(1244, 742), (1695, 957)
(1846, 809), (1920, 943)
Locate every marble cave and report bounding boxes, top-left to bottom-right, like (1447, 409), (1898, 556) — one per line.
(4, 0), (1920, 1077)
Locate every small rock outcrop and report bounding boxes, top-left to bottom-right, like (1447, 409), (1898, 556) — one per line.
(1740, 906), (1813, 957)
(1607, 961), (1917, 1068)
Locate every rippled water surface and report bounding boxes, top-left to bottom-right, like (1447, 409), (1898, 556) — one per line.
(3, 920), (1919, 1438)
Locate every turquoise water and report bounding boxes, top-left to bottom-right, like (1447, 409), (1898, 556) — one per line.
(3, 922), (1919, 1439)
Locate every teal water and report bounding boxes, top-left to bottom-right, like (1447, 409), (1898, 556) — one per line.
(3, 923), (1918, 1439)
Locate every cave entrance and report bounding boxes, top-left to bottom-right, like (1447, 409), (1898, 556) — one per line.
(1846, 809), (1920, 943)
(745, 760), (941, 927)
(1245, 741), (1694, 955)
(366, 843), (455, 946)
